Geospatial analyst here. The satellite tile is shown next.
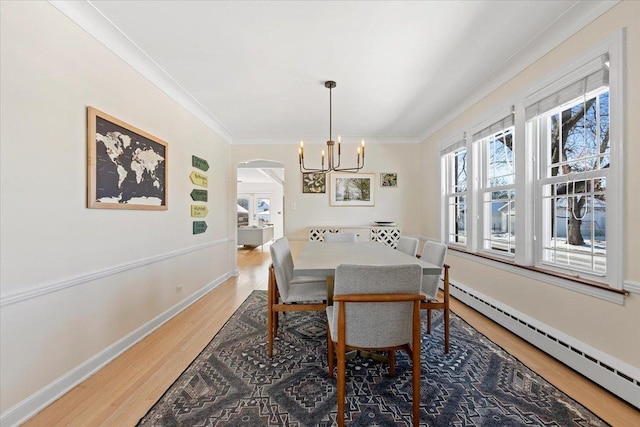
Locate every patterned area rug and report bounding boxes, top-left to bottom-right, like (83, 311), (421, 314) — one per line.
(137, 291), (606, 426)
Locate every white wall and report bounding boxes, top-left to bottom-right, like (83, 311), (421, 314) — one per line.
(231, 143), (423, 240)
(420, 1), (640, 371)
(0, 1), (234, 418)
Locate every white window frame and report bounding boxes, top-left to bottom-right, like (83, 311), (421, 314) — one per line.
(534, 88), (609, 279)
(472, 110), (516, 260)
(440, 135), (469, 250)
(527, 32), (624, 290)
(439, 30), (625, 300)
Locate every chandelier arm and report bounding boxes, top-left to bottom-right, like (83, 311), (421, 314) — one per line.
(300, 153), (329, 173)
(333, 153), (364, 172)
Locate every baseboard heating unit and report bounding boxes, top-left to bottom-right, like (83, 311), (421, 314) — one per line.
(448, 280), (640, 409)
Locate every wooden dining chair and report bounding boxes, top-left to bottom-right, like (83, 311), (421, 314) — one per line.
(396, 236), (419, 257)
(326, 264), (424, 427)
(419, 241), (450, 353)
(267, 238), (327, 357)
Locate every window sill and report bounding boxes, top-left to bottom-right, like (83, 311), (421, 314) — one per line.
(447, 247), (627, 305)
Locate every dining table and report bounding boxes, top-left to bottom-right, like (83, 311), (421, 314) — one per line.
(293, 241), (441, 304)
(293, 240), (441, 362)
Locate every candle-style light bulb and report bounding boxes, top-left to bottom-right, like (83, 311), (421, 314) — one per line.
(321, 149), (325, 167)
(361, 139), (365, 157)
(338, 135), (342, 155)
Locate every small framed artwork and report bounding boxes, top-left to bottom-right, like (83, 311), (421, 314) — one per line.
(330, 173), (375, 206)
(302, 172), (326, 193)
(380, 172), (398, 187)
(87, 107), (168, 210)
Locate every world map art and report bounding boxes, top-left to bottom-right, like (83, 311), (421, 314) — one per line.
(88, 109), (167, 210)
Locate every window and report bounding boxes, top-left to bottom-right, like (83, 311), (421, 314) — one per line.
(474, 115), (515, 256)
(535, 87), (609, 276)
(442, 139), (468, 247)
(238, 194), (272, 226)
(439, 32), (623, 293)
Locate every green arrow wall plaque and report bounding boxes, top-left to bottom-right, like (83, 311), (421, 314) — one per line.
(190, 171), (208, 187)
(193, 221), (208, 234)
(192, 155), (210, 171)
(190, 189), (208, 202)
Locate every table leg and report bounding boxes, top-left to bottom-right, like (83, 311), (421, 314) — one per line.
(327, 275), (334, 306)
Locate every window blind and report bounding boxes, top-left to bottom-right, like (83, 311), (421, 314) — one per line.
(472, 113), (514, 141)
(525, 54), (609, 121)
(441, 137), (466, 156)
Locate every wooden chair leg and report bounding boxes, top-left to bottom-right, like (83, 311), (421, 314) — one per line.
(337, 344), (346, 427)
(327, 331), (334, 378)
(444, 307), (450, 353)
(426, 308), (432, 334)
(412, 301), (421, 425)
(443, 264), (450, 353)
(267, 265), (276, 357)
(388, 350), (396, 377)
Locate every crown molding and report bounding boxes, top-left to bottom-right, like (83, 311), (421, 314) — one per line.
(418, 0), (620, 142)
(49, 0), (235, 143)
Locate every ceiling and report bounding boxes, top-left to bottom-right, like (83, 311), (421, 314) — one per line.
(56, 0), (616, 150)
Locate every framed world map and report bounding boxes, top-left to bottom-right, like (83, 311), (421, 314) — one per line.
(87, 107), (168, 210)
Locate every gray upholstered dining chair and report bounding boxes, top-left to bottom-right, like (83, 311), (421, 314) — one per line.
(267, 238), (327, 357)
(396, 236), (419, 257)
(323, 232), (357, 242)
(326, 264), (424, 426)
(419, 241), (450, 353)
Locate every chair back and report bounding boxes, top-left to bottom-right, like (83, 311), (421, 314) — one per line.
(324, 232), (357, 242)
(278, 237), (295, 279)
(331, 264), (422, 348)
(269, 238), (291, 300)
(420, 241), (447, 299)
(396, 236), (419, 257)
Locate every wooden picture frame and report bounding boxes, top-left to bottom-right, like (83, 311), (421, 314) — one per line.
(329, 173), (375, 206)
(87, 107), (168, 210)
(380, 172), (398, 187)
(302, 172), (326, 193)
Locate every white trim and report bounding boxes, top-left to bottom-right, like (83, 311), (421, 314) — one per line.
(0, 238), (234, 307)
(449, 279), (640, 409)
(48, 0), (234, 143)
(624, 280), (640, 295)
(0, 270), (234, 427)
(449, 250), (625, 305)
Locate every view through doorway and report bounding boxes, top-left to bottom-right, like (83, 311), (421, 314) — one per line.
(236, 160), (284, 246)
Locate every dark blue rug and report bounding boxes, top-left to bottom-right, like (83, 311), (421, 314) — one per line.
(137, 291), (607, 426)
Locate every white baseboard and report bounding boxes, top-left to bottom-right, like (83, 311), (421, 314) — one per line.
(448, 280), (640, 409)
(0, 271), (233, 427)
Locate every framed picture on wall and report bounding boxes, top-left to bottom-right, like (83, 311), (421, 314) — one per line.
(87, 107), (168, 210)
(302, 172), (326, 193)
(380, 172), (398, 187)
(330, 173), (375, 206)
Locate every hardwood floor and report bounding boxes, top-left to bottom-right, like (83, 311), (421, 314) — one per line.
(23, 243), (639, 426)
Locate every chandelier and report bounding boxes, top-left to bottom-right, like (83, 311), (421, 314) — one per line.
(298, 81), (365, 173)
